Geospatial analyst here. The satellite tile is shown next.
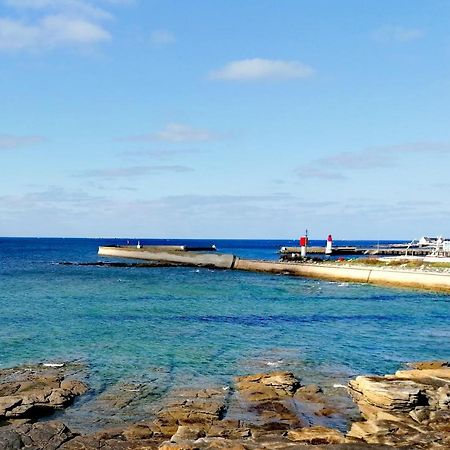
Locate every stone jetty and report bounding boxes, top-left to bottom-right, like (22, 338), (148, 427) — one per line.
(98, 245), (450, 292)
(1, 361), (449, 449)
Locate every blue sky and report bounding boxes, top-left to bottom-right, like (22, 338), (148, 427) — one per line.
(1, 0), (449, 239)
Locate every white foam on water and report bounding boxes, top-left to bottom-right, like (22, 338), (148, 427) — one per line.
(42, 363), (65, 368)
(266, 360), (283, 367)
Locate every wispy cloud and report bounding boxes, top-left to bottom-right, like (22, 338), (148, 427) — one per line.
(0, 186), (105, 210)
(298, 168), (347, 180)
(297, 141), (450, 180)
(0, 0), (121, 51)
(154, 123), (217, 143)
(77, 165), (193, 178)
(208, 58), (315, 81)
(120, 147), (203, 160)
(371, 26), (425, 44)
(162, 193), (295, 207)
(4, 0), (113, 20)
(150, 29), (176, 46)
(119, 123), (219, 144)
(0, 134), (47, 149)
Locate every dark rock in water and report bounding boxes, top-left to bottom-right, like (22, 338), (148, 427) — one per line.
(58, 261), (186, 268)
(0, 421), (75, 450)
(0, 364), (88, 421)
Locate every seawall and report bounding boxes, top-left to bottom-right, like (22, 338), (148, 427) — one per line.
(98, 246), (235, 269)
(98, 246), (450, 292)
(234, 259), (450, 292)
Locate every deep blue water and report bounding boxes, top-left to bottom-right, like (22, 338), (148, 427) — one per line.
(1, 237), (449, 429)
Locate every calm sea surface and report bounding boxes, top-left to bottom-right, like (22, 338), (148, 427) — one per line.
(1, 237), (449, 429)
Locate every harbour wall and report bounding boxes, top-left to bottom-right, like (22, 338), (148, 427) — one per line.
(98, 246), (235, 269)
(234, 259), (450, 292)
(98, 246), (450, 292)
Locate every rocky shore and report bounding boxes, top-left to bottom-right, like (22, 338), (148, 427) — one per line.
(0, 361), (449, 449)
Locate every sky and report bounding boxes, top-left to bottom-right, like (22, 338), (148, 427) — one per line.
(1, 0), (449, 239)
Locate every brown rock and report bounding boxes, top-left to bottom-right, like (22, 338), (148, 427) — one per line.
(287, 426), (345, 444)
(159, 442), (196, 450)
(0, 366), (88, 420)
(123, 422), (155, 440)
(0, 421), (75, 450)
(207, 420), (250, 440)
(315, 406), (337, 417)
(348, 376), (424, 411)
(171, 425), (205, 443)
(347, 362), (450, 449)
(408, 360), (449, 370)
(296, 384), (323, 395)
(156, 388), (227, 431)
(395, 367), (450, 388)
(235, 372), (301, 400)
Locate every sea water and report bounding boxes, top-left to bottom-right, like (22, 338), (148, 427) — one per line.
(1, 237), (449, 429)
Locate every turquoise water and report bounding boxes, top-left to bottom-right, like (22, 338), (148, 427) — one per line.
(1, 238), (449, 428)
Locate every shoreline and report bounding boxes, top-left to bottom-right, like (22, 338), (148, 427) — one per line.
(1, 360), (449, 449)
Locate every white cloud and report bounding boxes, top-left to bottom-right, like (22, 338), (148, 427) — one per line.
(119, 123), (219, 144)
(150, 29), (176, 46)
(0, 134), (47, 149)
(371, 26), (424, 44)
(209, 58), (315, 81)
(0, 0), (119, 51)
(0, 15), (111, 50)
(4, 0), (113, 20)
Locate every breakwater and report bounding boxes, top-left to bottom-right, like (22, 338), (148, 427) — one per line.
(98, 246), (450, 292)
(98, 245), (236, 269)
(234, 259), (450, 291)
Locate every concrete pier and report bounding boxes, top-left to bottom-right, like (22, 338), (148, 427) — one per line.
(98, 246), (450, 292)
(98, 246), (235, 269)
(234, 259), (450, 292)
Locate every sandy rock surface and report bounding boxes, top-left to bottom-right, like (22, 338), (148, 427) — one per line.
(0, 364), (88, 422)
(348, 361), (450, 448)
(1, 361), (449, 449)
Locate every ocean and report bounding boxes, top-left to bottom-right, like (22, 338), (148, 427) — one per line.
(1, 237), (449, 430)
